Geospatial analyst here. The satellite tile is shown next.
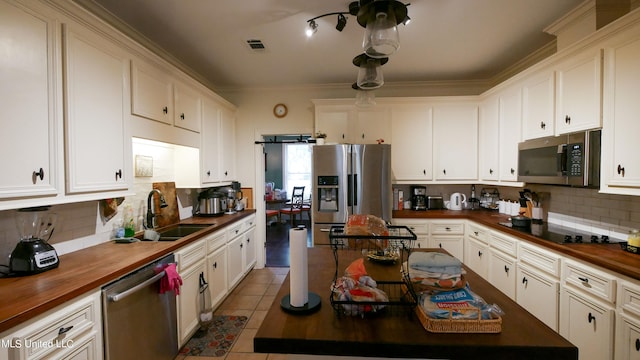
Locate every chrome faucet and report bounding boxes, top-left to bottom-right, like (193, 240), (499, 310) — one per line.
(145, 189), (168, 229)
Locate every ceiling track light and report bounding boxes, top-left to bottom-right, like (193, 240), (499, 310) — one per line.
(306, 20), (318, 37)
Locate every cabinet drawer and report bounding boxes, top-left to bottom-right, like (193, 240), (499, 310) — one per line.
(519, 241), (561, 278)
(619, 280), (640, 318)
(7, 291), (100, 360)
(393, 220), (429, 235)
(177, 239), (205, 270)
(564, 260), (616, 304)
(466, 223), (489, 244)
(206, 230), (226, 253)
(243, 214), (256, 230)
(490, 231), (518, 257)
(430, 222), (464, 235)
(226, 221), (244, 239)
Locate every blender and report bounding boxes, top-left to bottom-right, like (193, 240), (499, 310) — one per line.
(10, 206), (59, 275)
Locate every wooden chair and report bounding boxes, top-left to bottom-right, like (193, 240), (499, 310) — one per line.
(266, 209), (279, 225)
(279, 186), (305, 226)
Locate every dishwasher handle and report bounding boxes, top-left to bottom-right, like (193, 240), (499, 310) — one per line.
(108, 270), (166, 303)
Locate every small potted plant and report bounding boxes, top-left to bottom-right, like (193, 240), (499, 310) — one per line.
(315, 131), (327, 145)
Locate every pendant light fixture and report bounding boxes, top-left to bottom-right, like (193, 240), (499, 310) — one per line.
(353, 53), (388, 90)
(305, 0), (409, 90)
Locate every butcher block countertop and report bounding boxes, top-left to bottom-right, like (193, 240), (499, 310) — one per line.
(0, 210), (255, 334)
(394, 209), (640, 281)
(254, 247), (578, 360)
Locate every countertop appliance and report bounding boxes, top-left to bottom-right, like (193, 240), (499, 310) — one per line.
(195, 190), (225, 216)
(9, 207), (59, 275)
(518, 129), (601, 187)
(448, 193), (466, 211)
(499, 222), (623, 245)
(312, 144), (392, 245)
(102, 253), (178, 360)
(426, 195), (445, 210)
(411, 185), (427, 211)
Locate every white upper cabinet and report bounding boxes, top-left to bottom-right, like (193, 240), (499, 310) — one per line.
(602, 32), (640, 194)
(219, 105), (236, 182)
(130, 59), (173, 125)
(478, 95), (500, 181)
(63, 22), (131, 194)
(555, 49), (602, 135)
(498, 86), (522, 182)
(390, 104), (433, 181)
(432, 102), (479, 181)
(201, 97), (222, 184)
(522, 70), (556, 140)
(314, 104), (352, 144)
(352, 107), (391, 144)
(0, 0), (58, 200)
(174, 80), (202, 133)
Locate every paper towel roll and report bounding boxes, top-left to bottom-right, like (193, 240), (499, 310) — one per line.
(289, 227), (308, 307)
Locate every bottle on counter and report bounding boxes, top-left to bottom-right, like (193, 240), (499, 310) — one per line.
(628, 229), (640, 248)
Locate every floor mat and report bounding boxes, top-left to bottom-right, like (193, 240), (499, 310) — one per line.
(178, 315), (248, 357)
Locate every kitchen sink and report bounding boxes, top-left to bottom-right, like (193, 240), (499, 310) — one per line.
(157, 224), (211, 241)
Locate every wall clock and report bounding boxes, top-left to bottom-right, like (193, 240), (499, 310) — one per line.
(273, 103), (288, 118)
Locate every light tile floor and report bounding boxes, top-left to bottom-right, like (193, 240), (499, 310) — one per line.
(174, 268), (371, 360)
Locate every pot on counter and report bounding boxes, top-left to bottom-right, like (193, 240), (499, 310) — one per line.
(511, 215), (532, 228)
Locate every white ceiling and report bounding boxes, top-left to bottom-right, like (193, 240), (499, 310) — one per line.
(81, 0), (585, 91)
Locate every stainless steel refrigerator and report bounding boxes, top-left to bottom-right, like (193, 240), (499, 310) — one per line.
(312, 144), (392, 245)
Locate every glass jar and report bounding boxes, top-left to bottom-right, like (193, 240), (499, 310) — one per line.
(628, 229), (640, 247)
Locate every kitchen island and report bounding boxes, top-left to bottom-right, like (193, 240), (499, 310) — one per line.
(254, 247), (578, 360)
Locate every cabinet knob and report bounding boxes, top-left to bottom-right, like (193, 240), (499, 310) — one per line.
(489, 168), (493, 175)
(635, 338), (640, 351)
(618, 164), (625, 177)
(474, 231), (479, 236)
(246, 238), (251, 243)
(207, 170), (211, 176)
(588, 312), (595, 324)
(180, 113), (185, 120)
(438, 243), (442, 248)
(213, 262), (217, 269)
(540, 121), (546, 129)
(423, 169), (426, 175)
(115, 169), (122, 180)
(478, 251), (483, 257)
(565, 115), (571, 124)
(225, 171), (228, 176)
(443, 169), (447, 175)
(445, 227), (451, 231)
(510, 168), (515, 175)
(162, 106), (168, 114)
(33, 168), (44, 182)
(522, 277), (528, 285)
(578, 276), (589, 285)
(504, 265), (509, 273)
(361, 133), (365, 139)
(240, 243), (243, 248)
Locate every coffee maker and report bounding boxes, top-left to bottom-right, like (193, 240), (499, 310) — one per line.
(411, 186), (427, 211)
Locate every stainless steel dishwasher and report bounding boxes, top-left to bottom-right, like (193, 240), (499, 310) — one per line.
(102, 253), (178, 360)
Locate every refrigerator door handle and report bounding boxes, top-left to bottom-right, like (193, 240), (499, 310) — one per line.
(353, 173), (358, 206)
(347, 174), (353, 207)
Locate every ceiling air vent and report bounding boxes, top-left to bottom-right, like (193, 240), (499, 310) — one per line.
(246, 39), (266, 51)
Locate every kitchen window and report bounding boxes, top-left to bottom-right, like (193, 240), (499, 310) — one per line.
(283, 143), (312, 200)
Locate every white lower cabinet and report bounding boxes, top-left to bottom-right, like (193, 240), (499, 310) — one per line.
(429, 221), (464, 260)
(560, 259), (616, 360)
(0, 290), (102, 360)
(464, 223), (489, 278)
(488, 250), (517, 300)
(175, 239), (207, 346)
(206, 231), (228, 311)
(226, 215), (257, 290)
(616, 280), (640, 360)
(561, 287), (615, 360)
(392, 219), (429, 249)
(517, 242), (561, 332)
(517, 263), (560, 331)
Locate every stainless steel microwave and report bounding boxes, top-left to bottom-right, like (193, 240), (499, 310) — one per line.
(517, 130), (601, 187)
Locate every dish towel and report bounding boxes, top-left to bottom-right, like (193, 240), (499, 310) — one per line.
(159, 263), (183, 295)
